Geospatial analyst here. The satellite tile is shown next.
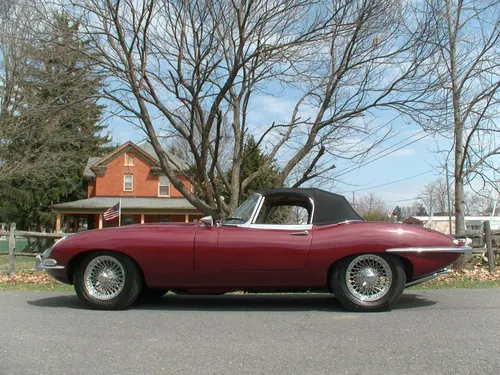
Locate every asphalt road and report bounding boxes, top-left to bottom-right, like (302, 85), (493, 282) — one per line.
(1, 289), (499, 375)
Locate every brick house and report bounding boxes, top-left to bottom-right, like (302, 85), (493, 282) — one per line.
(51, 140), (203, 233)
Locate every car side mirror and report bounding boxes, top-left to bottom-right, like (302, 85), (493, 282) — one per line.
(200, 216), (214, 228)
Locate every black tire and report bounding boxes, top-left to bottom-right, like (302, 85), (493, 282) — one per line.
(74, 251), (143, 310)
(330, 254), (406, 312)
(138, 287), (168, 300)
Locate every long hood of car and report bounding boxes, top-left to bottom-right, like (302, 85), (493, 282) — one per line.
(54, 222), (199, 254)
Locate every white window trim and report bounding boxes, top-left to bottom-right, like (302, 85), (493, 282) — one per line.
(124, 174), (133, 191)
(158, 176), (170, 197)
(124, 153), (134, 166)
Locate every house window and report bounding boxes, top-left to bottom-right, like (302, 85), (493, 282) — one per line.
(124, 175), (133, 191)
(158, 175), (170, 197)
(124, 153), (134, 166)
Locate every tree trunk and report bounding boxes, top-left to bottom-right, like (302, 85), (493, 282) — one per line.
(445, 0), (465, 236)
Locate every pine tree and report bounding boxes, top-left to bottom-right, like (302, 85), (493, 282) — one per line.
(392, 206), (403, 221)
(237, 136), (281, 202)
(0, 13), (109, 230)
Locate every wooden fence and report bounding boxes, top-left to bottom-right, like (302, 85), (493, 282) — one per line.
(428, 221), (499, 272)
(0, 223), (68, 279)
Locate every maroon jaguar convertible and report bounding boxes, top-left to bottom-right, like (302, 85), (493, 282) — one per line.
(36, 188), (471, 312)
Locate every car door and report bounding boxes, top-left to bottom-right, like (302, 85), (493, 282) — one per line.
(217, 224), (312, 271)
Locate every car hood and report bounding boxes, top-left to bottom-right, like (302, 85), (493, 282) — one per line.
(54, 222), (200, 254)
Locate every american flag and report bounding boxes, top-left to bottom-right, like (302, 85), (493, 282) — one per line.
(103, 201), (121, 221)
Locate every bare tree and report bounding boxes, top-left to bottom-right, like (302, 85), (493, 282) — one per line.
(410, 0), (500, 234)
(418, 179), (453, 215)
(356, 192), (389, 221)
(464, 190), (499, 216)
(63, 0), (431, 217)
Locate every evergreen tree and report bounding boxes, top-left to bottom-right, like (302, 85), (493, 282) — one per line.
(415, 203), (428, 216)
(392, 206), (403, 221)
(0, 13), (109, 230)
(238, 136), (281, 202)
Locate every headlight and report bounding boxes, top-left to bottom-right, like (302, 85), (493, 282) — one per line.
(42, 235), (68, 258)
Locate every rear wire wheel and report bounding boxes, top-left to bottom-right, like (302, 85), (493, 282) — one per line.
(331, 254), (406, 312)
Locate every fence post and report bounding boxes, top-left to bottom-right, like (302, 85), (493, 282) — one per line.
(484, 221), (494, 273)
(8, 223), (16, 280)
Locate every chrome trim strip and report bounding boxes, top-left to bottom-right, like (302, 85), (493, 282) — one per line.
(249, 193), (265, 225)
(386, 246), (473, 254)
(308, 197), (315, 225)
(405, 269), (451, 288)
(248, 224), (313, 231)
(35, 255), (65, 271)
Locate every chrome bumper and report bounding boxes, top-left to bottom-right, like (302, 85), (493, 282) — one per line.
(387, 246), (473, 255)
(405, 268), (451, 288)
(35, 255), (65, 271)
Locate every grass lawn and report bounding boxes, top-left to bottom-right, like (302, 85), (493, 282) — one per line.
(0, 255), (37, 273)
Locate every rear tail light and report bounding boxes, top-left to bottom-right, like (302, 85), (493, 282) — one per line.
(453, 238), (472, 247)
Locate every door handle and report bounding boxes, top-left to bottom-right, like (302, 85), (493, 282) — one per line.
(290, 230), (308, 236)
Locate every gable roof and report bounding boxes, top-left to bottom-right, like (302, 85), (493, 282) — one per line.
(84, 157), (103, 178)
(136, 140), (188, 171)
(84, 140), (189, 179)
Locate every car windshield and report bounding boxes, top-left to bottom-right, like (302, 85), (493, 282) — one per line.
(222, 193), (261, 225)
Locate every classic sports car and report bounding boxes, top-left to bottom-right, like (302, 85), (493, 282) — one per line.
(36, 188), (472, 312)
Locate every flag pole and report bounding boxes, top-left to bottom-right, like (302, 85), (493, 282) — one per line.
(118, 199), (122, 227)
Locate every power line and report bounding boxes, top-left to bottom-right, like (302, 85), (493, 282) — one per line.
(334, 131), (431, 179)
(341, 169), (433, 193)
(385, 197), (421, 204)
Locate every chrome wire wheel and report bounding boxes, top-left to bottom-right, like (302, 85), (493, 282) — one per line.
(84, 255), (126, 300)
(345, 254), (393, 302)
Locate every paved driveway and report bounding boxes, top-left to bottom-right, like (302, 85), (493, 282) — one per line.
(1, 289), (499, 375)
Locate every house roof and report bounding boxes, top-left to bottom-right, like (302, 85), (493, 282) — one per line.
(51, 197), (198, 212)
(136, 140), (188, 171)
(83, 140), (189, 179)
(83, 157), (103, 178)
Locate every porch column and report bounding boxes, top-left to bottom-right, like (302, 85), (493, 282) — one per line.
(65, 216), (70, 233)
(98, 214), (103, 229)
(55, 214), (61, 234)
(185, 214), (189, 223)
(140, 214), (145, 224)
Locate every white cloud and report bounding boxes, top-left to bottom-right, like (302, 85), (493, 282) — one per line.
(390, 148), (416, 157)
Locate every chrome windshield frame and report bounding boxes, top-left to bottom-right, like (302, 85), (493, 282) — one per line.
(221, 193), (263, 227)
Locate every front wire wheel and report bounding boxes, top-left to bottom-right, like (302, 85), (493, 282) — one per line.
(84, 255), (126, 300)
(74, 252), (142, 310)
(331, 254), (406, 312)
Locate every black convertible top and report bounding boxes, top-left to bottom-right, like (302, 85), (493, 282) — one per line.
(256, 188), (364, 226)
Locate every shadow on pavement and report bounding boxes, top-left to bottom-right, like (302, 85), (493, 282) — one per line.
(27, 292), (436, 312)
